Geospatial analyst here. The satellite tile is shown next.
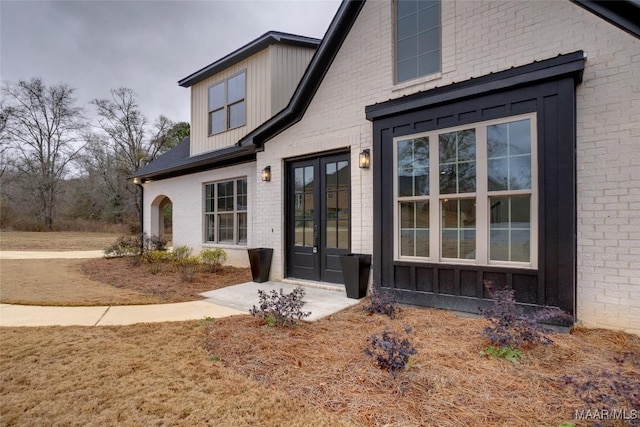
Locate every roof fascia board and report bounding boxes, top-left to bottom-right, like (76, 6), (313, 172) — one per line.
(138, 153), (257, 182)
(238, 0), (366, 151)
(178, 32), (320, 88)
(365, 51), (585, 121)
(570, 0), (640, 39)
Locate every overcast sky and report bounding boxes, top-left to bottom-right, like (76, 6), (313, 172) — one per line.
(1, 0), (341, 125)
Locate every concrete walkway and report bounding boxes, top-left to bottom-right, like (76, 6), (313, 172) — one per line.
(0, 250), (361, 327)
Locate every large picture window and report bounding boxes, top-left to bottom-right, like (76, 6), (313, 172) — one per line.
(208, 71), (246, 135)
(394, 114), (537, 267)
(204, 178), (247, 245)
(396, 0), (441, 83)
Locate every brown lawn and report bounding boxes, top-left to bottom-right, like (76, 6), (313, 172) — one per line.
(0, 231), (120, 251)
(1, 231), (638, 426)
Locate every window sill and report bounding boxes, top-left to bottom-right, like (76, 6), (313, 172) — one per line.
(202, 243), (248, 250)
(393, 72), (443, 93)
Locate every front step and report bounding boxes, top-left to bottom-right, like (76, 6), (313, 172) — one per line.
(281, 278), (344, 292)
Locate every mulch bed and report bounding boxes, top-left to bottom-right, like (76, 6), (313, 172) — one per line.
(82, 257), (252, 303)
(204, 304), (640, 426)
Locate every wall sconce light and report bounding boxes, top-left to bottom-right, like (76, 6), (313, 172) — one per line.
(132, 177), (141, 185)
(261, 166), (271, 182)
(359, 149), (371, 169)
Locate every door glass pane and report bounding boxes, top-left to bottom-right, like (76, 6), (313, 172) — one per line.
(326, 162), (337, 190)
(336, 161), (349, 189)
(294, 220), (304, 246)
(441, 198), (476, 259)
(304, 220), (314, 247)
(326, 220), (338, 249)
(337, 220), (349, 249)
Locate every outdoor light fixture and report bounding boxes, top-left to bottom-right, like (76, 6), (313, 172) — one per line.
(132, 177), (141, 185)
(359, 149), (371, 169)
(261, 166), (271, 182)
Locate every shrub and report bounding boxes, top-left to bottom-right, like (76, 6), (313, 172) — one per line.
(363, 327), (417, 378)
(175, 255), (201, 282)
(171, 245), (192, 262)
(142, 233), (168, 252)
(481, 281), (573, 348)
(200, 248), (227, 273)
(249, 287), (311, 327)
(479, 345), (523, 365)
(103, 235), (141, 258)
(144, 250), (170, 274)
(363, 291), (402, 319)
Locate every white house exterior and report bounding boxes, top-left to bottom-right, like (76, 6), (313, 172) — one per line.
(134, 0), (640, 334)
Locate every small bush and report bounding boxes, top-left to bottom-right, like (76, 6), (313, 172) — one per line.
(249, 287), (311, 327)
(142, 233), (168, 252)
(479, 345), (523, 365)
(171, 245), (192, 262)
(144, 250), (170, 274)
(363, 291), (402, 319)
(176, 256), (201, 282)
(103, 235), (141, 258)
(481, 281), (573, 348)
(200, 248), (227, 273)
(363, 326), (417, 378)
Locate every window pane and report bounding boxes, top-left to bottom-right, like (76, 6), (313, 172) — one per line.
(397, 137), (429, 197)
(441, 199), (476, 259)
(397, 58), (418, 82)
(210, 109), (225, 134)
(439, 129), (476, 194)
(397, 0), (417, 19)
(418, 50), (440, 76)
(238, 212), (247, 244)
(490, 196), (531, 262)
(205, 184), (215, 212)
(418, 27), (439, 54)
(487, 119), (531, 191)
(397, 14), (418, 41)
(217, 213), (234, 243)
(397, 36), (418, 62)
(418, 4), (439, 31)
(208, 83), (224, 110)
(229, 100), (245, 129)
(237, 179), (247, 211)
(217, 181), (234, 212)
(205, 215), (215, 242)
(399, 201), (429, 257)
(227, 72), (245, 103)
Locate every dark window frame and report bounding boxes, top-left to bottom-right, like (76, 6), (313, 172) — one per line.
(208, 70), (246, 135)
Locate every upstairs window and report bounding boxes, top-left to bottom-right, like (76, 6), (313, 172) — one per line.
(396, 0), (441, 83)
(208, 71), (246, 135)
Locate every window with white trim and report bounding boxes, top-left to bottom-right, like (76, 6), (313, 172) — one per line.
(396, 0), (441, 83)
(208, 71), (246, 135)
(204, 178), (247, 245)
(394, 114), (537, 267)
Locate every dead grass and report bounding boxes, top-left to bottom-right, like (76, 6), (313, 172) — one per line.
(0, 231), (120, 251)
(0, 257), (251, 306)
(0, 321), (354, 427)
(205, 305), (640, 427)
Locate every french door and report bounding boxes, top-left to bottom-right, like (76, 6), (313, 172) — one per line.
(287, 153), (351, 283)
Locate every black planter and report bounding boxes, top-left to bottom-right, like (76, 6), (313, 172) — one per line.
(247, 248), (273, 283)
(340, 253), (372, 299)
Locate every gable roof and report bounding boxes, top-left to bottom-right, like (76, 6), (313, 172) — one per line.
(238, 0), (366, 151)
(238, 0), (637, 151)
(178, 31), (321, 88)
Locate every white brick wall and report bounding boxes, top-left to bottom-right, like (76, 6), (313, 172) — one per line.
(258, 1), (639, 333)
(142, 163), (256, 268)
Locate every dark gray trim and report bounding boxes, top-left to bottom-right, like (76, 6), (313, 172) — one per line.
(178, 31), (321, 88)
(570, 0), (640, 39)
(131, 138), (256, 182)
(366, 51), (585, 121)
(238, 0), (366, 151)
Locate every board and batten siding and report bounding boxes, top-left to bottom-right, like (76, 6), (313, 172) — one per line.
(190, 49), (271, 156)
(189, 44), (316, 157)
(270, 44), (316, 114)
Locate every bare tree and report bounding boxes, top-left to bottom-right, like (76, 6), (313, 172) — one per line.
(91, 88), (174, 220)
(1, 78), (86, 230)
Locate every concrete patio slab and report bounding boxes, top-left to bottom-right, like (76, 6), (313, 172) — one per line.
(199, 281), (362, 321)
